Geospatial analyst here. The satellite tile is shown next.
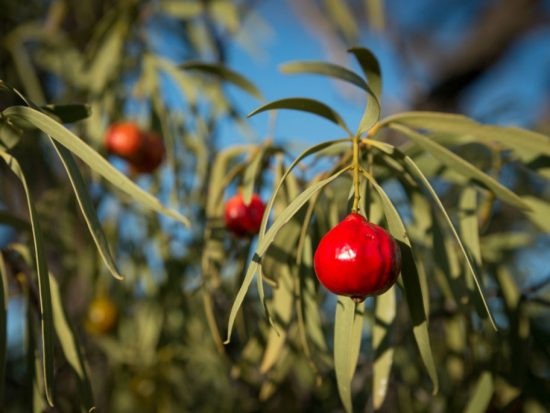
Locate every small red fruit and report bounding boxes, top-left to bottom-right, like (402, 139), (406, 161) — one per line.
(105, 122), (143, 159)
(313, 213), (401, 301)
(130, 132), (165, 174)
(224, 193), (266, 237)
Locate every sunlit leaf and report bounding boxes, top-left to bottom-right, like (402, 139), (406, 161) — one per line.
(260, 265), (294, 373)
(323, 0), (358, 41)
(3, 106), (190, 227)
(522, 196), (550, 232)
(181, 61), (262, 99)
(373, 287), (395, 410)
(464, 372), (494, 413)
(361, 169), (439, 393)
(389, 124), (528, 210)
(225, 167), (350, 343)
(280, 61), (371, 95)
(248, 98), (351, 134)
(259, 138), (352, 239)
(51, 141), (123, 280)
(348, 47), (382, 132)
(334, 297), (362, 413)
(368, 139), (497, 329)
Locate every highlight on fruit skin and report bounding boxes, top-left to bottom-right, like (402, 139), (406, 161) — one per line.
(224, 193), (266, 237)
(85, 296), (118, 335)
(105, 122), (143, 159)
(313, 213), (401, 301)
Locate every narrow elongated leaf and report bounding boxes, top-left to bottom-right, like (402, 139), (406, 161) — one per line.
(334, 297), (361, 413)
(180, 61), (262, 99)
(0, 151), (54, 406)
(459, 187), (482, 263)
(160, 1), (203, 18)
(225, 167), (350, 343)
(389, 124), (528, 210)
(259, 139), (352, 239)
(323, 0), (358, 40)
(3, 106), (190, 227)
(367, 140), (497, 329)
(242, 146), (268, 205)
(41, 104), (91, 124)
(51, 141), (122, 280)
(348, 47), (382, 99)
(280, 61), (372, 95)
(248, 98), (351, 134)
(522, 196), (550, 232)
(153, 56), (198, 104)
(0, 253), (7, 406)
(348, 47), (382, 132)
(260, 265), (294, 373)
(373, 287), (396, 410)
(361, 170), (439, 393)
(49, 275), (94, 411)
(382, 111), (550, 163)
(464, 372), (494, 413)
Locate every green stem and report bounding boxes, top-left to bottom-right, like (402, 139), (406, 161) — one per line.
(352, 134), (361, 213)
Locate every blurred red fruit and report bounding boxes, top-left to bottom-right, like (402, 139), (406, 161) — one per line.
(224, 193), (266, 237)
(105, 122), (143, 159)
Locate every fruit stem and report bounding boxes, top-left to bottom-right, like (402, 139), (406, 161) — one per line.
(352, 133), (361, 213)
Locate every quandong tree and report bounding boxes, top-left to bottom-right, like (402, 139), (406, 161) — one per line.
(0, 1), (549, 412)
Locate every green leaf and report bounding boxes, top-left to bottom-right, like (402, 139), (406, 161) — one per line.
(259, 139), (352, 238)
(348, 47), (382, 132)
(0, 253), (7, 406)
(373, 287), (396, 410)
(248, 98), (352, 134)
(368, 140), (497, 329)
(0, 151), (54, 406)
(180, 61), (262, 99)
(280, 61), (372, 95)
(41, 104), (91, 124)
(242, 146), (268, 205)
(322, 0), (358, 41)
(152, 56), (198, 104)
(459, 187), (482, 263)
(3, 106), (190, 227)
(382, 111), (550, 163)
(522, 196), (550, 232)
(389, 124), (528, 210)
(50, 140), (123, 280)
(0, 120), (23, 149)
(464, 372), (494, 413)
(260, 264), (294, 373)
(160, 0), (203, 18)
(334, 298), (364, 413)
(225, 167), (350, 343)
(361, 169), (439, 393)
(87, 17), (127, 93)
(49, 274), (94, 411)
(348, 47), (382, 99)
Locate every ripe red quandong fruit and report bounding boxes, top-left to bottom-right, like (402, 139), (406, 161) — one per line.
(224, 193), (266, 237)
(130, 132), (165, 174)
(105, 122), (143, 159)
(313, 213), (401, 302)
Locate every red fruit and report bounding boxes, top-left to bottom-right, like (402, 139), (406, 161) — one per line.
(313, 213), (401, 301)
(130, 132), (165, 174)
(105, 122), (143, 159)
(224, 193), (266, 237)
